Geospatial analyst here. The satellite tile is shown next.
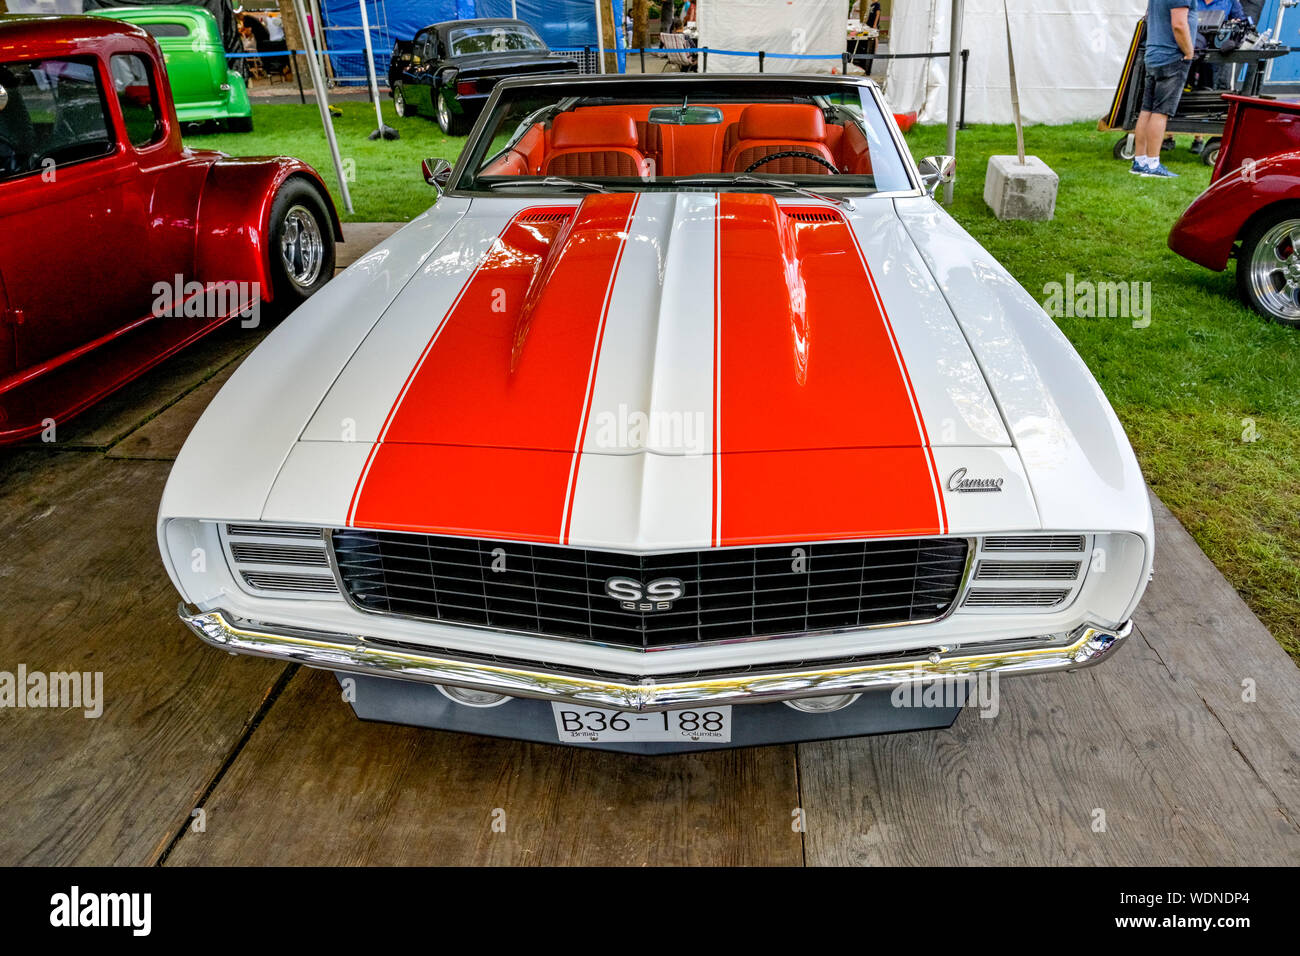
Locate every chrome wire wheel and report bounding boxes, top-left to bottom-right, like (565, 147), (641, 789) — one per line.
(393, 84), (407, 117)
(436, 90), (451, 129)
(1246, 219), (1300, 323)
(279, 205), (324, 290)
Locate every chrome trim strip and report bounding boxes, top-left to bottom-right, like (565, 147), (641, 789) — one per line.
(322, 530), (977, 653)
(178, 603), (1131, 712)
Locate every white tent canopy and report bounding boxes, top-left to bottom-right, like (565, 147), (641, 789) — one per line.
(698, 0), (845, 74)
(886, 0), (1145, 125)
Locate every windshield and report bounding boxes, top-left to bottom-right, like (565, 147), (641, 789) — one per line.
(448, 25), (545, 55)
(456, 79), (913, 196)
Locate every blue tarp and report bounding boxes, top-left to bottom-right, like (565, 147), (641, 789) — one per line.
(319, 0), (626, 83)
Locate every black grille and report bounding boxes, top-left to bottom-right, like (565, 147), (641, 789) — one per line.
(330, 531), (969, 650)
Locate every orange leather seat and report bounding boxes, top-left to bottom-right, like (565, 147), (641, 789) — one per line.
(724, 104), (837, 175)
(544, 112), (647, 177)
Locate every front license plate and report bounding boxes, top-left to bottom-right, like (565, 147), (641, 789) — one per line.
(551, 704), (732, 744)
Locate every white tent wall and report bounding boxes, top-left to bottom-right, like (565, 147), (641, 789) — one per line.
(698, 0), (845, 74)
(885, 0), (1146, 125)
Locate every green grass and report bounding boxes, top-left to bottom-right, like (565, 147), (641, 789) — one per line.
(194, 109), (1300, 662)
(907, 122), (1300, 663)
(184, 100), (461, 222)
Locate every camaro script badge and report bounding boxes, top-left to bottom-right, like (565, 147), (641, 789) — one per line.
(605, 576), (685, 612)
(947, 467), (1004, 493)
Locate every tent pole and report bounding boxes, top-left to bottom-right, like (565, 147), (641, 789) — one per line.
(511, 1), (518, 17)
(358, 0), (392, 139)
(308, 0), (328, 86)
(290, 0), (353, 213)
(594, 0), (607, 73)
(944, 0), (964, 204)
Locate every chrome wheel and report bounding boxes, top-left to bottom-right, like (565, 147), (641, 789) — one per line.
(436, 91), (451, 130)
(279, 205), (324, 290)
(394, 84), (406, 117)
(1247, 219), (1300, 322)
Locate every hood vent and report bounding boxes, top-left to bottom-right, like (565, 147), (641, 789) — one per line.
(785, 209), (842, 223)
(515, 209), (574, 224)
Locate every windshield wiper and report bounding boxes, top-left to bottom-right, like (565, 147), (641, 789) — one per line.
(680, 173), (851, 207)
(485, 176), (610, 194)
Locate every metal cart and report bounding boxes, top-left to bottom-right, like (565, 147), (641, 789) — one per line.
(1100, 16), (1288, 167)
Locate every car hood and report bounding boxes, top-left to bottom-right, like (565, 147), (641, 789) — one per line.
(161, 192), (1149, 551)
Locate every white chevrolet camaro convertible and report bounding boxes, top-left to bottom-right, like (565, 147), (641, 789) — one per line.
(158, 74), (1154, 753)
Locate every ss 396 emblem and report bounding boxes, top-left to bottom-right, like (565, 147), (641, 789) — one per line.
(604, 576), (684, 611)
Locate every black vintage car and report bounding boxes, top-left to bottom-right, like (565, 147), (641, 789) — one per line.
(389, 18), (580, 135)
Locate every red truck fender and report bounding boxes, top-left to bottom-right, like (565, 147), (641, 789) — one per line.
(193, 156), (343, 300)
(1168, 152), (1300, 272)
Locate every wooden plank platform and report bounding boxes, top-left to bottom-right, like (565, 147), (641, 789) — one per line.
(1, 224), (1296, 866)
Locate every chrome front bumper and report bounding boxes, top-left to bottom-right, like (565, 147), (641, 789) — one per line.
(179, 604), (1131, 711)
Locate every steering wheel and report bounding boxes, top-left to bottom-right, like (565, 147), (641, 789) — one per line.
(745, 150), (840, 174)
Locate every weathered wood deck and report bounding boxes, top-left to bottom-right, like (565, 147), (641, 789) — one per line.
(1, 224), (1296, 866)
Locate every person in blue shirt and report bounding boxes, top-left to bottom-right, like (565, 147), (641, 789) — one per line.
(1133, 0), (1197, 178)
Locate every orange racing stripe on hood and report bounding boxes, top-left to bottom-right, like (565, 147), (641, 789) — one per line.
(347, 195), (637, 541)
(712, 194), (946, 545)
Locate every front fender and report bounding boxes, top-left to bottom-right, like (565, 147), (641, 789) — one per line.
(1169, 152), (1300, 271)
(194, 156), (342, 299)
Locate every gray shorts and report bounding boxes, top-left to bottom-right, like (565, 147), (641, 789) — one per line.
(1141, 59), (1191, 117)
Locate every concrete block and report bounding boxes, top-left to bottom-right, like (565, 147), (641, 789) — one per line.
(983, 154), (1059, 221)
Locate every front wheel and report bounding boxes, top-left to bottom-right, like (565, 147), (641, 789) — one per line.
(228, 115), (253, 133)
(435, 90), (471, 136)
(1236, 204), (1300, 328)
(1113, 134), (1135, 161)
(393, 82), (415, 118)
(267, 178), (336, 316)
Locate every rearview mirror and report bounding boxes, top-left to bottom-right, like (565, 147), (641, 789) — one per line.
(648, 105), (724, 126)
(917, 155), (956, 197)
(422, 157), (453, 193)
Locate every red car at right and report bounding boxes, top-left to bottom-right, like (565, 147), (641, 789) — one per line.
(1169, 93), (1300, 328)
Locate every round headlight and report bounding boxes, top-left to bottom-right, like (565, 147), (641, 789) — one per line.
(784, 693), (861, 714)
(436, 684), (511, 708)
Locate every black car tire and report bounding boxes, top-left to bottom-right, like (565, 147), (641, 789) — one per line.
(1236, 202), (1300, 328)
(394, 82), (416, 118)
(228, 115), (253, 133)
(436, 90), (471, 136)
(267, 178), (336, 317)
(1202, 137), (1221, 167)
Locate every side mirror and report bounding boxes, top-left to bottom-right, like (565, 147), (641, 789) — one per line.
(422, 157), (453, 193)
(917, 155), (956, 197)
(0, 84), (7, 112)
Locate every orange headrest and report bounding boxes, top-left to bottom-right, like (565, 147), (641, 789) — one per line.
(737, 104), (826, 142)
(551, 112), (639, 150)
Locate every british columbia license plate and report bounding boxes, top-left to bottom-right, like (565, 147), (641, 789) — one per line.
(551, 704), (733, 744)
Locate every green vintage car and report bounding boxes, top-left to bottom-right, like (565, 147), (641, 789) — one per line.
(95, 5), (253, 131)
